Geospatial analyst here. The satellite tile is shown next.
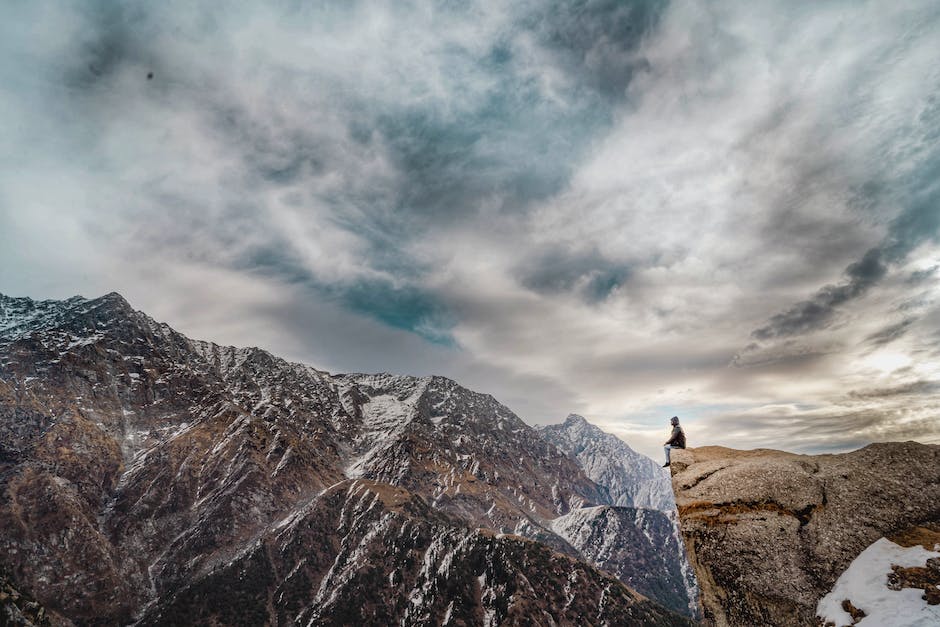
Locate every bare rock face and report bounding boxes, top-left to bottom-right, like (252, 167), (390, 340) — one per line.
(0, 292), (694, 625)
(1, 571), (53, 626)
(138, 480), (684, 627)
(670, 445), (940, 626)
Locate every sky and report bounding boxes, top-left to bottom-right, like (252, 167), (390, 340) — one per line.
(1, 0), (939, 461)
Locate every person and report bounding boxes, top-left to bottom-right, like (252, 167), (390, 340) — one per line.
(663, 416), (686, 467)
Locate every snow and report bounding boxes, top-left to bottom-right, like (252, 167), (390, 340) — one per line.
(339, 378), (431, 479)
(817, 538), (940, 627)
(67, 333), (105, 349)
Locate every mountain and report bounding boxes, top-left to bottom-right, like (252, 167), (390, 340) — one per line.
(540, 414), (699, 618)
(550, 506), (695, 618)
(669, 445), (940, 626)
(0, 292), (694, 625)
(540, 414), (674, 512)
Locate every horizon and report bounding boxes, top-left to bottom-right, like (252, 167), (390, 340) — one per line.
(0, 287), (925, 463)
(2, 1), (939, 463)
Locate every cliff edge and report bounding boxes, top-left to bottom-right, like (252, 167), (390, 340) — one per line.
(670, 443), (940, 626)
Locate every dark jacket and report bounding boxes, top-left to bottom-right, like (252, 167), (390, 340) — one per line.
(666, 425), (686, 448)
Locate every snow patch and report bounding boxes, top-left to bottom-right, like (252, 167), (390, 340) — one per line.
(817, 537), (940, 627)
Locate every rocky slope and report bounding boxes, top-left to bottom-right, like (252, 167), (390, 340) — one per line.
(540, 414), (699, 617)
(540, 415), (674, 511)
(1, 571), (53, 626)
(670, 445), (940, 626)
(550, 505), (694, 617)
(0, 291), (693, 625)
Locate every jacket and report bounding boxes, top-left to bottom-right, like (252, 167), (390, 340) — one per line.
(666, 425), (686, 448)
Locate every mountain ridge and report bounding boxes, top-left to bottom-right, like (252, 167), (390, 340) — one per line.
(0, 290), (694, 625)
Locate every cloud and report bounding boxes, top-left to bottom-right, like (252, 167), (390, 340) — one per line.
(751, 248), (888, 340)
(2, 0), (940, 462)
(864, 317), (918, 347)
(516, 246), (632, 301)
(0, 0), (672, 342)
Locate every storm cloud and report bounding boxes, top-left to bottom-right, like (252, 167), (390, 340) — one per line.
(1, 0), (939, 460)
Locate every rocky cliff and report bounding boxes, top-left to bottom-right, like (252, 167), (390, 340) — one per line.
(670, 445), (940, 626)
(0, 291), (694, 625)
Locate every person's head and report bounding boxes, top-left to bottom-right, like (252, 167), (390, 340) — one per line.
(670, 416), (679, 426)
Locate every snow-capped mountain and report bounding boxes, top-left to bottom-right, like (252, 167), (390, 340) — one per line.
(0, 292), (694, 625)
(540, 414), (674, 512)
(551, 505), (693, 617)
(539, 414), (700, 618)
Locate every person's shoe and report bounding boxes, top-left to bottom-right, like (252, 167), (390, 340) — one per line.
(662, 462), (670, 467)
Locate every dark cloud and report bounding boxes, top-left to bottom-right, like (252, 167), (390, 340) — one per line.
(848, 380), (940, 399)
(530, 0), (664, 99)
(864, 317), (917, 347)
(64, 4), (136, 88)
(517, 247), (631, 301)
(751, 248), (887, 340)
(907, 266), (938, 284)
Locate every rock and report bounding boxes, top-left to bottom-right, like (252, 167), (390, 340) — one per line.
(670, 444), (940, 626)
(928, 557), (940, 577)
(0, 572), (52, 626)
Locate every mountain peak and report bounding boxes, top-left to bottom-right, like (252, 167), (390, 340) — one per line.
(98, 290), (129, 303)
(542, 414), (675, 512)
(564, 413), (588, 426)
(88, 291), (133, 312)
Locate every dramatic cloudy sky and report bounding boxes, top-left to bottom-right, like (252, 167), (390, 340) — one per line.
(2, 0), (938, 460)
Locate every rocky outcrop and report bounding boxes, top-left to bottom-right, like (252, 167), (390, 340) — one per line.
(670, 444), (940, 626)
(0, 572), (53, 626)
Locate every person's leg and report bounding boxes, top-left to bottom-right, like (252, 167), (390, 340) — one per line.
(663, 445), (672, 466)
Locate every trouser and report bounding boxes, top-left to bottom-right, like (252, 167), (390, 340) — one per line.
(664, 445), (680, 463)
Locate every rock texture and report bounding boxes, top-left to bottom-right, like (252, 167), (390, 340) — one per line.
(1, 571), (53, 626)
(0, 291), (694, 625)
(670, 444), (940, 626)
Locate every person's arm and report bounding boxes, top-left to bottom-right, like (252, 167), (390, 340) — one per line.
(665, 426), (680, 446)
